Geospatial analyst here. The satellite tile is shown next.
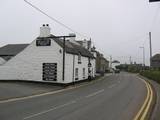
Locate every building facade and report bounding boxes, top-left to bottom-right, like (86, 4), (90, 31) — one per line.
(0, 44), (28, 61)
(94, 50), (109, 74)
(0, 24), (95, 84)
(151, 54), (160, 68)
(76, 40), (109, 74)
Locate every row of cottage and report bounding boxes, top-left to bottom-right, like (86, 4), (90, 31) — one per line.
(0, 24), (109, 84)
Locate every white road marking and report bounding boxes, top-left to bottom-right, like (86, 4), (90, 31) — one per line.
(108, 84), (116, 89)
(85, 89), (104, 98)
(23, 100), (76, 120)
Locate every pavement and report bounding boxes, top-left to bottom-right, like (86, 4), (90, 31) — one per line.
(0, 72), (151, 120)
(0, 82), (63, 101)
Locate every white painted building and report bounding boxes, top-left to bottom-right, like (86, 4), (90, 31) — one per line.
(0, 24), (95, 84)
(112, 60), (120, 70)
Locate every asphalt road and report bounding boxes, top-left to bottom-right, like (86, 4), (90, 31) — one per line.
(0, 73), (147, 120)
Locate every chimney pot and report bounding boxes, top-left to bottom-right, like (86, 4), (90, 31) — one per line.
(40, 24), (51, 37)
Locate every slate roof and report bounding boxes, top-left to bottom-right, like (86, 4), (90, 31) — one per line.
(0, 36), (94, 59)
(76, 41), (83, 45)
(49, 35), (94, 58)
(0, 44), (29, 56)
(152, 54), (160, 61)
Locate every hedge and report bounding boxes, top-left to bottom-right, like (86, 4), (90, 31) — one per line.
(140, 70), (160, 84)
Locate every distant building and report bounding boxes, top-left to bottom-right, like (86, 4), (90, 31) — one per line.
(91, 48), (109, 74)
(101, 57), (109, 72)
(0, 24), (95, 83)
(0, 44), (28, 61)
(76, 41), (109, 74)
(112, 60), (120, 70)
(151, 54), (160, 68)
(77, 39), (92, 51)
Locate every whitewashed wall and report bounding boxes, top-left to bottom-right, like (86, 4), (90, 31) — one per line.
(0, 39), (64, 83)
(74, 55), (89, 81)
(64, 53), (96, 83)
(0, 39), (96, 83)
(64, 53), (74, 83)
(91, 58), (96, 77)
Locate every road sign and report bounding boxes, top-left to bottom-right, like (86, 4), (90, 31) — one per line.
(149, 0), (160, 2)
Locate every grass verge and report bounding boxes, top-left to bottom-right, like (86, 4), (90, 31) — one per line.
(140, 70), (160, 84)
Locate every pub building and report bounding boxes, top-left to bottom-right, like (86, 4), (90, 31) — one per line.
(0, 24), (96, 84)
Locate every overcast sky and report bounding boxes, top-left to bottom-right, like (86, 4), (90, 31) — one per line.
(0, 0), (160, 65)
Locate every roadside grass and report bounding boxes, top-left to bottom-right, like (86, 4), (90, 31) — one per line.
(140, 70), (160, 84)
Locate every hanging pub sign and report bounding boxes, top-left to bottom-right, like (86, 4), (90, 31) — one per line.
(36, 38), (51, 46)
(149, 0), (160, 2)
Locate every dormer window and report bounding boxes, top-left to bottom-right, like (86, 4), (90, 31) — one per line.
(78, 53), (81, 64)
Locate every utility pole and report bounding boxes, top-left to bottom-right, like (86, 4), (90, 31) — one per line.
(110, 56), (112, 69)
(62, 37), (66, 81)
(46, 35), (76, 81)
(149, 32), (152, 67)
(129, 56), (132, 65)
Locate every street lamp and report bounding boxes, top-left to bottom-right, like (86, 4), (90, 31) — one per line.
(139, 47), (145, 68)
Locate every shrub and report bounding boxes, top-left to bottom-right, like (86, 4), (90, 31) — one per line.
(140, 70), (160, 84)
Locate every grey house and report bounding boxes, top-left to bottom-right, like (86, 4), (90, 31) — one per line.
(0, 44), (29, 61)
(151, 54), (160, 68)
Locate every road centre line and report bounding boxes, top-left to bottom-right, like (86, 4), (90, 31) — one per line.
(85, 89), (104, 98)
(23, 100), (76, 120)
(24, 89), (105, 119)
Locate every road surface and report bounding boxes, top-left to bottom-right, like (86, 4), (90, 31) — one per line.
(0, 73), (148, 120)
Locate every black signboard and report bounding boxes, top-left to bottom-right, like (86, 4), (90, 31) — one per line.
(43, 63), (57, 81)
(149, 0), (160, 2)
(36, 38), (51, 46)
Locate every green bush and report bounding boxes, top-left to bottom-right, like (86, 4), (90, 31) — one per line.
(128, 65), (141, 73)
(140, 70), (160, 84)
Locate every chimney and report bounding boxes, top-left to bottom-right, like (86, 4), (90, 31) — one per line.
(82, 39), (91, 51)
(39, 24), (51, 37)
(88, 39), (92, 51)
(82, 39), (88, 49)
